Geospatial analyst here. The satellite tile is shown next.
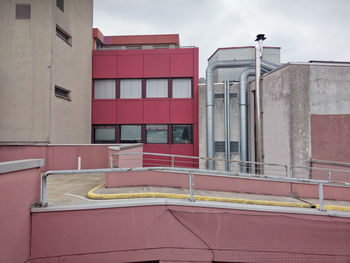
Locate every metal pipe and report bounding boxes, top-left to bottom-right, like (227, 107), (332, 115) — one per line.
(224, 80), (231, 171)
(239, 68), (255, 173)
(206, 58), (278, 171)
(255, 34), (265, 174)
(189, 171), (194, 201)
(318, 183), (324, 211)
(78, 156), (81, 170)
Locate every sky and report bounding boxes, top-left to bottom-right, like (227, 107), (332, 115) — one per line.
(93, 0), (350, 78)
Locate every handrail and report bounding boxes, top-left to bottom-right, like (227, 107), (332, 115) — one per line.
(111, 152), (289, 176)
(39, 166), (350, 208)
(311, 159), (350, 169)
(290, 165), (350, 182)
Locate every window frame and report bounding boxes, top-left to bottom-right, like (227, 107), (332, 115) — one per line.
(172, 78), (193, 98)
(93, 79), (116, 99)
(146, 125), (168, 144)
(56, 25), (72, 46)
(146, 78), (169, 98)
(120, 79), (142, 99)
(56, 0), (64, 12)
(15, 4), (31, 20)
(93, 125), (116, 144)
(120, 125), (142, 143)
(172, 124), (193, 144)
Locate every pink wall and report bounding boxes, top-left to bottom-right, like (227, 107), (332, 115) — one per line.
(108, 145), (143, 168)
(29, 205), (350, 262)
(0, 144), (142, 171)
(0, 161), (42, 263)
(105, 170), (350, 201)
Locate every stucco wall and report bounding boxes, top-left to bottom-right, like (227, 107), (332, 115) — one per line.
(0, 0), (52, 143)
(0, 0), (92, 144)
(0, 159), (43, 263)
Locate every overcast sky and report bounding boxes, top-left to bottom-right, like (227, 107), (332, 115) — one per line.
(93, 0), (350, 78)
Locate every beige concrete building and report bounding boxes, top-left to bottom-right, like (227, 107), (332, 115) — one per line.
(0, 0), (93, 144)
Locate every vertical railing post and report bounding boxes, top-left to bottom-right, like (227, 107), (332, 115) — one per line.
(328, 171), (331, 182)
(290, 167), (293, 178)
(318, 183), (324, 211)
(110, 156), (113, 168)
(78, 156), (81, 170)
(189, 171), (194, 202)
(171, 156), (175, 167)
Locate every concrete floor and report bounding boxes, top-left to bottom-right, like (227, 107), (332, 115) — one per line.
(45, 172), (350, 211)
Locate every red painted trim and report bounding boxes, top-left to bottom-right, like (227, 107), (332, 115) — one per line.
(208, 46), (281, 61)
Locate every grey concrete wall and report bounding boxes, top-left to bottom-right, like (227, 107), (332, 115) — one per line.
(51, 0), (93, 143)
(0, 0), (52, 143)
(0, 0), (92, 144)
(309, 65), (350, 115)
(259, 64), (311, 176)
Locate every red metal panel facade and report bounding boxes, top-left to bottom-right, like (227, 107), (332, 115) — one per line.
(92, 47), (199, 161)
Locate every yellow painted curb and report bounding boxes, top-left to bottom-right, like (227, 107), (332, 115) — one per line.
(315, 204), (350, 212)
(87, 184), (313, 209)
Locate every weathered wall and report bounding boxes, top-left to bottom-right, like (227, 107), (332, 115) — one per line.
(260, 64), (311, 173)
(0, 159), (43, 263)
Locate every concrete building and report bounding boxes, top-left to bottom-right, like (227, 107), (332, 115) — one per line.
(92, 29), (199, 166)
(0, 0), (93, 144)
(255, 62), (350, 177)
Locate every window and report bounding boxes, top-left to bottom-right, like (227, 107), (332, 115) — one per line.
(94, 79), (116, 99)
(172, 125), (192, 144)
(56, 0), (64, 12)
(146, 79), (168, 98)
(55, 86), (70, 100)
(120, 79), (142, 99)
(56, 25), (71, 46)
(120, 125), (141, 143)
(16, 4), (30, 19)
(94, 126), (116, 143)
(172, 78), (192, 98)
(126, 45), (142, 50)
(146, 125), (168, 143)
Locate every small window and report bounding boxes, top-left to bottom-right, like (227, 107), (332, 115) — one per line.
(94, 125), (116, 143)
(56, 25), (71, 46)
(56, 0), (64, 12)
(172, 125), (192, 144)
(120, 79), (142, 99)
(55, 86), (70, 100)
(16, 4), (30, 19)
(172, 78), (192, 98)
(146, 125), (168, 144)
(146, 79), (168, 98)
(126, 45), (142, 50)
(94, 79), (116, 99)
(120, 125), (141, 143)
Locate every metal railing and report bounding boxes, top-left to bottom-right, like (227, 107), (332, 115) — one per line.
(290, 165), (350, 183)
(110, 152), (289, 177)
(39, 165), (350, 210)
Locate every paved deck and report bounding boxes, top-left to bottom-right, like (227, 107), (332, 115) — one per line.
(45, 172), (350, 212)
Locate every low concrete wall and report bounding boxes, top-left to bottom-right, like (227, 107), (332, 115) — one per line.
(106, 170), (350, 201)
(0, 144), (143, 171)
(0, 159), (44, 263)
(108, 144), (143, 168)
(29, 205), (350, 262)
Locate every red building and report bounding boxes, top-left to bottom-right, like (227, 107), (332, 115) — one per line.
(92, 29), (199, 165)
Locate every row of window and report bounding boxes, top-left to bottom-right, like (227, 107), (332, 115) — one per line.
(94, 124), (192, 144)
(94, 78), (192, 99)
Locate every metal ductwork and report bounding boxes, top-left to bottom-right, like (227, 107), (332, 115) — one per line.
(206, 38), (279, 171)
(224, 80), (231, 172)
(239, 68), (255, 173)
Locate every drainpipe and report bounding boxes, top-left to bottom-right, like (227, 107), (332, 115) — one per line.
(206, 59), (255, 170)
(255, 34), (266, 174)
(224, 80), (231, 171)
(239, 68), (255, 173)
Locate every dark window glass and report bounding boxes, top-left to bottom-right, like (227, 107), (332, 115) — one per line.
(56, 25), (71, 45)
(55, 86), (70, 100)
(16, 4), (30, 19)
(94, 126), (115, 143)
(172, 125), (192, 144)
(56, 0), (64, 12)
(146, 125), (168, 143)
(120, 125), (141, 143)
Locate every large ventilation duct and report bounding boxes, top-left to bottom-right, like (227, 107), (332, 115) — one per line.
(206, 56), (279, 170)
(239, 68), (255, 173)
